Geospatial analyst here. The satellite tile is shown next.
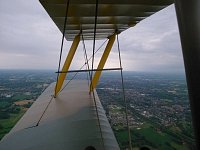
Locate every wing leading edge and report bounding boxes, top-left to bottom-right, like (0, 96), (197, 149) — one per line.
(0, 80), (119, 150)
(39, 0), (174, 40)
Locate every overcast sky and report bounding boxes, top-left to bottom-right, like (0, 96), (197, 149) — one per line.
(0, 0), (185, 73)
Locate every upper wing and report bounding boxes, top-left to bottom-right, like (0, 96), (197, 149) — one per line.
(39, 0), (174, 40)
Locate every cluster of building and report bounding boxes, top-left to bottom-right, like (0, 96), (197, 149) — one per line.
(98, 75), (192, 132)
(107, 105), (143, 129)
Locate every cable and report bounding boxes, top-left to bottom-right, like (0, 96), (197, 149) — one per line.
(81, 31), (91, 86)
(90, 0), (105, 149)
(117, 34), (132, 150)
(58, 39), (108, 93)
(54, 0), (70, 97)
(90, 0), (98, 84)
(57, 68), (122, 73)
(36, 96), (54, 126)
(82, 24), (105, 149)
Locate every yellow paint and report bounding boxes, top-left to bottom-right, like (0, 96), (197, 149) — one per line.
(90, 34), (116, 92)
(54, 35), (80, 96)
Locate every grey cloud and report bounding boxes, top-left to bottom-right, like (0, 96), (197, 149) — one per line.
(0, 2), (185, 73)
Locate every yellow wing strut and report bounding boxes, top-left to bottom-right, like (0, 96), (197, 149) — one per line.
(54, 35), (80, 97)
(90, 33), (116, 92)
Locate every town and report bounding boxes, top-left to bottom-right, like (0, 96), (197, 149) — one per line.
(0, 70), (196, 149)
(97, 72), (195, 149)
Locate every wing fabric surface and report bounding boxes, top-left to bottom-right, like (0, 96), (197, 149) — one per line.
(39, 0), (174, 40)
(0, 81), (120, 150)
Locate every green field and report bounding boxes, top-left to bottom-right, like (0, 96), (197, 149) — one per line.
(0, 111), (25, 140)
(12, 94), (33, 101)
(114, 123), (190, 150)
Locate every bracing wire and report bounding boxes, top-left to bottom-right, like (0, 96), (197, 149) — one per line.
(81, 31), (91, 86)
(58, 39), (108, 94)
(90, 0), (98, 83)
(54, 0), (70, 97)
(117, 34), (132, 150)
(90, 0), (105, 149)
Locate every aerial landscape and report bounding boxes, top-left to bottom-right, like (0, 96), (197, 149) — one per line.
(0, 0), (199, 149)
(0, 70), (196, 149)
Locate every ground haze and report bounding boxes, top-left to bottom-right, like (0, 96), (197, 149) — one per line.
(0, 70), (195, 149)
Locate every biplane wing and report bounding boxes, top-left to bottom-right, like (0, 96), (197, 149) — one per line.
(39, 0), (174, 40)
(0, 0), (174, 150)
(0, 81), (119, 149)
